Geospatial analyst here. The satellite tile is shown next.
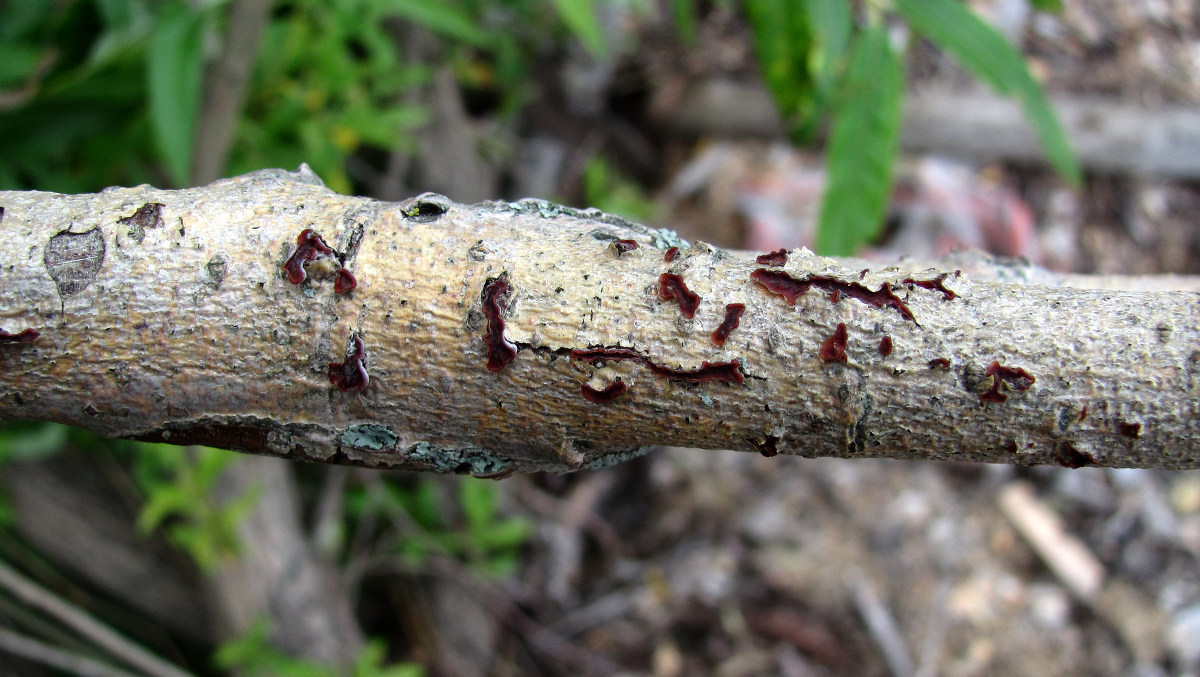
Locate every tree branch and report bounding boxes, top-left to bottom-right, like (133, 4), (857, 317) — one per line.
(1, 167), (1197, 472)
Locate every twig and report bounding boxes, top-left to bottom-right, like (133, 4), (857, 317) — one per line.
(849, 568), (915, 677)
(190, 0), (274, 185)
(0, 559), (192, 677)
(0, 625), (145, 677)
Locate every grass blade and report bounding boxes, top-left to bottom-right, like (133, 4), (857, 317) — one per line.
(146, 5), (206, 186)
(895, 0), (1080, 185)
(816, 24), (903, 256)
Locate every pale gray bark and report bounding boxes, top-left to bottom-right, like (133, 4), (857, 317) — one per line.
(0, 167), (1197, 472)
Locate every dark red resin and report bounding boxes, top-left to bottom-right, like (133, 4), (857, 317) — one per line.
(1078, 404), (1088, 421)
(929, 357), (951, 368)
(750, 269), (915, 321)
(663, 247), (679, 262)
(283, 228), (334, 284)
(1118, 422), (1142, 438)
(570, 346), (645, 364)
(648, 359), (743, 383)
(658, 273), (701, 319)
(1055, 443), (1096, 468)
(581, 380), (627, 403)
(902, 273), (958, 300)
(334, 268), (357, 294)
(879, 336), (892, 357)
(327, 334), (369, 392)
(751, 435), (780, 457)
(755, 249), (788, 266)
(980, 361), (1035, 403)
(613, 239), (639, 255)
(571, 345), (743, 384)
(481, 275), (518, 372)
(818, 323), (848, 363)
(711, 304), (746, 346)
(0, 328), (39, 344)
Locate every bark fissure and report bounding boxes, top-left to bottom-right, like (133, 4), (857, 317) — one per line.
(1, 167), (1198, 472)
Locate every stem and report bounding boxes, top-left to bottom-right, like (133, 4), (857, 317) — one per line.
(1, 168), (1197, 472)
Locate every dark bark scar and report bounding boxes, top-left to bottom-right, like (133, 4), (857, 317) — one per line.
(750, 435), (780, 457)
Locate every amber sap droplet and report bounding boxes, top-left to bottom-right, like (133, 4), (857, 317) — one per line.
(663, 247), (679, 262)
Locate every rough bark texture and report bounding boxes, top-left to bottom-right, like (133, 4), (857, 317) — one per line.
(1, 167), (1197, 472)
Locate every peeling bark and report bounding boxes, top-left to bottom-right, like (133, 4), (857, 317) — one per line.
(1, 167), (1197, 472)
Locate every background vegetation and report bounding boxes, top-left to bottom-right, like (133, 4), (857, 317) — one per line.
(0, 0), (1073, 673)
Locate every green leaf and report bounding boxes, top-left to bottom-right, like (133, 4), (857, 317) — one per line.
(803, 0), (851, 88)
(146, 4), (207, 186)
(816, 24), (903, 256)
(551, 0), (607, 58)
(895, 0), (1080, 185)
(381, 0), (493, 48)
(745, 0), (821, 141)
(669, 0), (698, 46)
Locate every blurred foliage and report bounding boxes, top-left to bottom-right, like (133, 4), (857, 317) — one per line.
(347, 475), (533, 579)
(217, 619), (425, 677)
(131, 445), (258, 574)
(740, 0), (1077, 255)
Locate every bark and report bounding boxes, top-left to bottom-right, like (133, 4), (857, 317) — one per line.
(0, 167), (1197, 472)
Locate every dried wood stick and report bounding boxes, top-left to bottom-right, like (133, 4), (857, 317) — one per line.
(1, 167), (1197, 473)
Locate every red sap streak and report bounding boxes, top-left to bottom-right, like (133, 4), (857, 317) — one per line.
(648, 360), (743, 383)
(283, 228), (334, 284)
(613, 239), (639, 255)
(819, 323), (847, 363)
(570, 346), (645, 364)
(711, 303), (746, 346)
(755, 249), (788, 266)
(481, 275), (517, 372)
(980, 361), (1035, 403)
(327, 334), (368, 391)
(581, 380), (627, 403)
(663, 247), (679, 262)
(750, 269), (914, 321)
(879, 336), (892, 356)
(0, 328), (38, 344)
(658, 273), (701, 319)
(334, 268), (357, 294)
(902, 273), (958, 300)
(1118, 422), (1142, 438)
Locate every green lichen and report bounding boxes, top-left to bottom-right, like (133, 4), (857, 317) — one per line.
(340, 424), (398, 450)
(408, 442), (512, 475)
(699, 394), (714, 408)
(585, 445), (655, 470)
